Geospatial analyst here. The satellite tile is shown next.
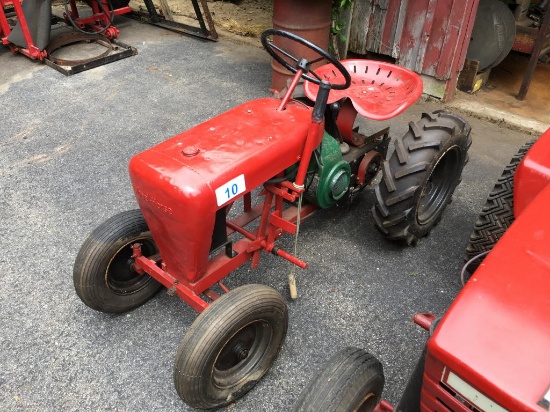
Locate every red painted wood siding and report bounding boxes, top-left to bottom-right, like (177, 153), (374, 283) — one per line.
(348, 0), (480, 98)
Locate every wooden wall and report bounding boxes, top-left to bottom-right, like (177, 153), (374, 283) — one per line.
(348, 0), (480, 100)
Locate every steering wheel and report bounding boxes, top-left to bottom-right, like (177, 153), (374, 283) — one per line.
(261, 29), (351, 90)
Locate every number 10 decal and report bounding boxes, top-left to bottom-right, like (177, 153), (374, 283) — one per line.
(215, 174), (246, 206)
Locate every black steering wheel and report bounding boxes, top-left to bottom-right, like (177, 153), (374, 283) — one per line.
(261, 29), (351, 90)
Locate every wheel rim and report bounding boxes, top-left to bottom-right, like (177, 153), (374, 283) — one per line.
(355, 392), (378, 412)
(106, 237), (158, 295)
(417, 146), (461, 225)
(213, 320), (273, 389)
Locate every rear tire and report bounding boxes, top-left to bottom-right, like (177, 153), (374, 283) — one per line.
(465, 140), (535, 271)
(294, 347), (384, 412)
(174, 284), (288, 409)
(372, 111), (471, 245)
(73, 209), (162, 313)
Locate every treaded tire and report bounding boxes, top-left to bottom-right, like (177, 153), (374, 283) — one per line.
(73, 209), (162, 313)
(372, 111), (472, 245)
(465, 140), (535, 270)
(294, 347), (384, 412)
(174, 284), (288, 409)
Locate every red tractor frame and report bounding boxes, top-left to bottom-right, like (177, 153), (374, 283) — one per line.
(73, 30), (472, 409)
(0, 0), (130, 58)
(295, 128), (550, 412)
(0, 0), (49, 60)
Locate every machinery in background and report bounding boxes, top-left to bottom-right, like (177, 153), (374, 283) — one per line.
(1, 0), (133, 60)
(458, 0), (517, 93)
(459, 0), (550, 98)
(1, 0), (52, 60)
(0, 0), (216, 74)
(61, 0), (132, 40)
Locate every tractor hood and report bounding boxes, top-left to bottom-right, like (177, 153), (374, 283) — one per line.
(128, 98), (312, 283)
(427, 183), (550, 411)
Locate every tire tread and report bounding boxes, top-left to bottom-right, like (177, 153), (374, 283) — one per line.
(464, 140), (535, 269)
(372, 111), (471, 244)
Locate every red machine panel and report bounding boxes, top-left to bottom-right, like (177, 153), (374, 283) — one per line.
(425, 183), (550, 411)
(129, 98), (313, 283)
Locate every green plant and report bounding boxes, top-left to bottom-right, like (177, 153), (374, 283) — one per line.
(331, 0), (353, 42)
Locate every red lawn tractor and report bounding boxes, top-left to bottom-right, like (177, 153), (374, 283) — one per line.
(73, 29), (471, 409)
(294, 128), (550, 412)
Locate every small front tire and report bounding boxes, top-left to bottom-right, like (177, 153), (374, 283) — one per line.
(73, 209), (162, 313)
(294, 347), (384, 412)
(174, 284), (288, 409)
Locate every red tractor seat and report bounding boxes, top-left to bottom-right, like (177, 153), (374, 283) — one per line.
(304, 59), (423, 121)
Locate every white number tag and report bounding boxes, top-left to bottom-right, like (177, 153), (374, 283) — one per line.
(215, 174), (246, 206)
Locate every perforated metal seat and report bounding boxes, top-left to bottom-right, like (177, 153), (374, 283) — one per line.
(304, 59), (423, 121)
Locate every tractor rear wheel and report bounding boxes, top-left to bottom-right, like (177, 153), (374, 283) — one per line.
(73, 209), (162, 313)
(294, 347), (384, 412)
(465, 140), (535, 271)
(372, 111), (471, 245)
(174, 284), (288, 409)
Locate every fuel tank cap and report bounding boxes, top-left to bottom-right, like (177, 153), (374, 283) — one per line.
(182, 146), (200, 157)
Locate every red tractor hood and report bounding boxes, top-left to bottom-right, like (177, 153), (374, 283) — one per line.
(128, 98), (312, 283)
(428, 183), (550, 410)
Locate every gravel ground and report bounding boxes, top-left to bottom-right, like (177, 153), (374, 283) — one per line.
(0, 17), (534, 412)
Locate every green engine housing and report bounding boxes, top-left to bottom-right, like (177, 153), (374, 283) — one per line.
(305, 132), (351, 208)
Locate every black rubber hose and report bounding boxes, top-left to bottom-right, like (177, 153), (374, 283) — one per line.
(64, 0), (115, 35)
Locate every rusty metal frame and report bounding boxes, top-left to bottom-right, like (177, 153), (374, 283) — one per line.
(44, 33), (137, 75)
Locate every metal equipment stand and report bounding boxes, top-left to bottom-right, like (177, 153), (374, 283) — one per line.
(128, 0), (218, 41)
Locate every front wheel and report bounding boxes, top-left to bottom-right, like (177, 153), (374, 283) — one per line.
(73, 209), (162, 313)
(174, 284), (288, 409)
(294, 347), (384, 412)
(372, 111), (472, 245)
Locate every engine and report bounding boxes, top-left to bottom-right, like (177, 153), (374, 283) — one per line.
(303, 132), (351, 208)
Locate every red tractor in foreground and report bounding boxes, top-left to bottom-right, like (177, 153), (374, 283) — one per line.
(73, 30), (471, 409)
(294, 128), (550, 412)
